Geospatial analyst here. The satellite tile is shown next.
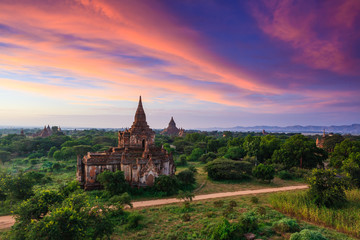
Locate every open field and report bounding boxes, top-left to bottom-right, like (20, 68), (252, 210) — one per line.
(113, 193), (357, 240)
(270, 189), (360, 239)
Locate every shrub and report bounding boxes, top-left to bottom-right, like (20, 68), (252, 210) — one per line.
(125, 212), (143, 229)
(199, 152), (217, 163)
(97, 170), (128, 196)
(250, 196), (259, 204)
(154, 175), (179, 195)
(207, 218), (243, 240)
(229, 200), (237, 208)
(181, 213), (191, 222)
(252, 164), (275, 183)
(177, 170), (195, 186)
(290, 229), (328, 240)
(278, 170), (293, 180)
(239, 211), (258, 232)
(272, 218), (300, 233)
(214, 200), (224, 208)
(204, 158), (252, 180)
(177, 154), (188, 166)
(17, 190), (64, 221)
(308, 169), (347, 208)
(188, 165), (197, 173)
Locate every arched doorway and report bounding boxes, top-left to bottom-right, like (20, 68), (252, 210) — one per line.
(142, 139), (145, 149)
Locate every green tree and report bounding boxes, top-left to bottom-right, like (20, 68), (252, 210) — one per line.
(224, 146), (246, 160)
(271, 134), (327, 169)
(330, 139), (360, 168)
(177, 170), (196, 186)
(154, 175), (179, 195)
(188, 148), (204, 161)
(204, 158), (252, 180)
(0, 150), (11, 164)
(17, 190), (64, 222)
(308, 169), (347, 208)
(258, 135), (281, 162)
(47, 146), (58, 158)
(342, 152), (360, 188)
(97, 170), (128, 196)
(243, 135), (261, 158)
(252, 164), (275, 183)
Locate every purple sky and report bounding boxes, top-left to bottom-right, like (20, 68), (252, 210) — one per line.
(0, 0), (359, 128)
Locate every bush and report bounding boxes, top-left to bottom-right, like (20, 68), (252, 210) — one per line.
(204, 158), (252, 181)
(154, 175), (179, 195)
(199, 152), (217, 163)
(250, 196), (259, 204)
(239, 211), (258, 232)
(181, 213), (191, 222)
(177, 154), (188, 166)
(308, 169), (347, 208)
(290, 229), (328, 240)
(97, 170), (128, 196)
(125, 212), (143, 229)
(252, 164), (275, 183)
(207, 218), (243, 240)
(177, 170), (195, 186)
(229, 200), (237, 208)
(188, 165), (197, 173)
(214, 200), (224, 208)
(272, 218), (300, 233)
(17, 190), (64, 221)
(278, 170), (293, 180)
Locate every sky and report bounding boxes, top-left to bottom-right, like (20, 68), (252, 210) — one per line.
(0, 0), (359, 129)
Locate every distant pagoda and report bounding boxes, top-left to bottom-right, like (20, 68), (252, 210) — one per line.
(161, 117), (185, 137)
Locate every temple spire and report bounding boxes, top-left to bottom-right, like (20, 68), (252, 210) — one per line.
(134, 95), (146, 123)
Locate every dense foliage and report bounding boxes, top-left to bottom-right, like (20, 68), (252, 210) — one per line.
(252, 164), (275, 183)
(204, 158), (252, 180)
(307, 169), (348, 208)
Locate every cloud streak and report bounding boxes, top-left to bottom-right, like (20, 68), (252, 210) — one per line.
(0, 0), (359, 127)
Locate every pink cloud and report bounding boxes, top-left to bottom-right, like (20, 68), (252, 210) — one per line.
(251, 0), (360, 75)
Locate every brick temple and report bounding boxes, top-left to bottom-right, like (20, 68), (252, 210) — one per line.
(77, 96), (175, 190)
(161, 117), (185, 137)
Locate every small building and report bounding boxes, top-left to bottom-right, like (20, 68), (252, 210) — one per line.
(77, 96), (175, 190)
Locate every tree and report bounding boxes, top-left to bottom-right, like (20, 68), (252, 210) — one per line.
(342, 152), (360, 188)
(48, 146), (58, 158)
(258, 135), (281, 162)
(204, 158), (252, 181)
(243, 135), (261, 158)
(252, 164), (275, 183)
(271, 134), (327, 169)
(17, 190), (64, 222)
(199, 152), (217, 163)
(97, 170), (128, 196)
(73, 145), (93, 159)
(188, 148), (204, 161)
(3, 172), (35, 200)
(308, 169), (347, 208)
(154, 175), (179, 195)
(0, 150), (11, 164)
(330, 139), (360, 168)
(224, 146), (246, 160)
(323, 134), (344, 152)
(177, 170), (196, 186)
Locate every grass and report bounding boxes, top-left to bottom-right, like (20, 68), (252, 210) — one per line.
(269, 189), (360, 239)
(112, 193), (356, 240)
(188, 162), (306, 195)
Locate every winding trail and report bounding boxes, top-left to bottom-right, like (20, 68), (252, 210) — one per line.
(0, 185), (308, 230)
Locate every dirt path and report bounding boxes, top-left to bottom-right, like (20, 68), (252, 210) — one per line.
(0, 185), (308, 230)
(131, 185), (308, 208)
(0, 215), (15, 230)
